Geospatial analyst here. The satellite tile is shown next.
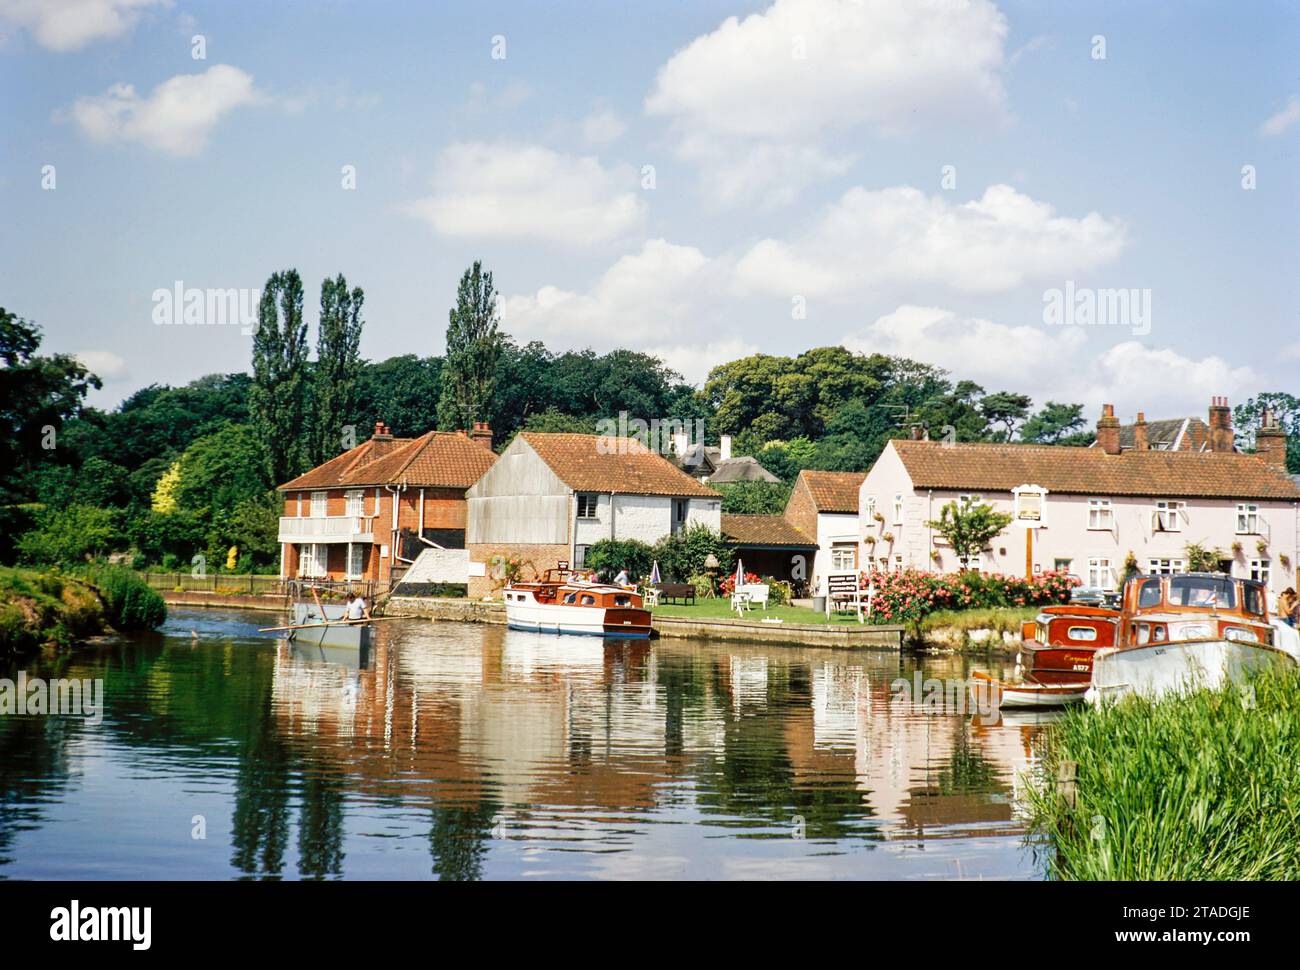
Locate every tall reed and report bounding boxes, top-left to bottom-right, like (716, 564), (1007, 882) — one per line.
(1027, 666), (1300, 880)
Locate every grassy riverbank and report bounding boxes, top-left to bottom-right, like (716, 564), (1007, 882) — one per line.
(652, 598), (866, 625)
(1027, 667), (1300, 880)
(0, 566), (166, 654)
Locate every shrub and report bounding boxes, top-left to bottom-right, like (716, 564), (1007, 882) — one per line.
(653, 524), (733, 582)
(15, 504), (123, 565)
(686, 573), (715, 598)
(862, 568), (1077, 625)
(583, 538), (656, 582)
(720, 571), (762, 596)
(93, 567), (167, 631)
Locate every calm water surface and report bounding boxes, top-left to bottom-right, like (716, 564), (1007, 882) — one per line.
(0, 608), (1056, 880)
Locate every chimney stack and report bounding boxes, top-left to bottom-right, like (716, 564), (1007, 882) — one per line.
(1097, 404), (1121, 455)
(1255, 408), (1288, 471)
(1208, 396), (1234, 452)
(468, 421), (493, 450)
(1132, 411), (1149, 452)
(372, 421), (392, 441)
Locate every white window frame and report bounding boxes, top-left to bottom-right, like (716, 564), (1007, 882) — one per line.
(1154, 500), (1183, 532)
(1250, 558), (1270, 584)
(310, 491), (328, 518)
(576, 493), (599, 519)
(1236, 503), (1260, 535)
(892, 493), (904, 525)
(301, 543), (328, 579)
(345, 489), (364, 517)
(1087, 557), (1114, 591)
(1087, 498), (1113, 531)
(964, 552), (983, 572)
(865, 496), (876, 519)
(346, 544), (365, 580)
(830, 543), (857, 572)
(1147, 558), (1186, 576)
(957, 493), (983, 508)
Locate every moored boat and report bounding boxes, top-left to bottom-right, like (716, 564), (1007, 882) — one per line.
(503, 569), (653, 638)
(1087, 572), (1296, 705)
(972, 603), (1119, 709)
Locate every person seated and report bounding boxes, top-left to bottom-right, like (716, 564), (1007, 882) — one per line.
(346, 594), (370, 621)
(613, 568), (630, 586)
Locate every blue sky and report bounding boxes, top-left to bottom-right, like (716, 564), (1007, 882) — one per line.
(1, 0), (1297, 421)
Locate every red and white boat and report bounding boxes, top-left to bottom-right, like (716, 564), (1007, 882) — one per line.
(972, 604), (1120, 708)
(503, 569), (653, 638)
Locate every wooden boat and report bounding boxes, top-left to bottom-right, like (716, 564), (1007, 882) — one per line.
(503, 569), (652, 638)
(287, 601), (372, 649)
(971, 604), (1120, 709)
(1087, 572), (1297, 705)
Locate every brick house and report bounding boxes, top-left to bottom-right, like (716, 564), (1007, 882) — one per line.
(856, 401), (1300, 595)
(464, 432), (722, 597)
(277, 421), (497, 585)
(782, 470), (868, 596)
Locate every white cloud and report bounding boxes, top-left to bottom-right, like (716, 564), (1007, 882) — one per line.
(736, 183), (1127, 297)
(645, 0), (1009, 205)
(0, 0), (169, 51)
(67, 64), (262, 156)
(501, 239), (714, 339)
(404, 142), (647, 245)
(1260, 95), (1300, 137)
(843, 305), (1257, 415)
(75, 349), (129, 380)
(581, 108), (627, 146)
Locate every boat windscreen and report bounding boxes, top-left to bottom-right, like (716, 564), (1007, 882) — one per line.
(1167, 575), (1235, 609)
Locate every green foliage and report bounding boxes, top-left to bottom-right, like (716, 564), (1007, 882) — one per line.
(925, 500), (1014, 569)
(1235, 392), (1300, 474)
(92, 566), (167, 631)
(0, 567), (107, 652)
(1027, 666), (1300, 879)
(582, 538), (656, 582)
(1020, 401), (1092, 445)
(438, 261), (503, 430)
(353, 354), (442, 437)
(249, 269), (309, 486)
(652, 524), (733, 583)
(0, 308), (102, 503)
(1183, 542), (1227, 573)
(16, 504), (123, 565)
(313, 274), (365, 463)
(714, 480), (791, 514)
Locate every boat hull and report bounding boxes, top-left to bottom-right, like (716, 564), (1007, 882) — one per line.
(504, 602), (652, 638)
(290, 603), (371, 649)
(970, 670), (1088, 709)
(1087, 638), (1296, 705)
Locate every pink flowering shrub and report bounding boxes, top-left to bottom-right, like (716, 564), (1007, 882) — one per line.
(861, 568), (1079, 624)
(720, 571), (763, 596)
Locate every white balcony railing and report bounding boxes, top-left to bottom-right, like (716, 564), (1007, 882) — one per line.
(278, 515), (375, 544)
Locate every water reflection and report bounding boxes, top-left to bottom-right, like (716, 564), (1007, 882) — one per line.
(0, 609), (1053, 880)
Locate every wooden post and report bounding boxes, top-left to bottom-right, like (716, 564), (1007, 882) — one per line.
(1025, 528), (1033, 580)
(1057, 760), (1078, 808)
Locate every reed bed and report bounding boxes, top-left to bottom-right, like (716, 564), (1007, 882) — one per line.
(1027, 666), (1300, 880)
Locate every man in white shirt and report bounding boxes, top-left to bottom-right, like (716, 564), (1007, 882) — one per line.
(613, 568), (629, 586)
(346, 595), (370, 621)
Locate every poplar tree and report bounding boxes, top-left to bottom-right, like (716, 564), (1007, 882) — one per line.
(437, 261), (503, 431)
(314, 274), (365, 462)
(249, 269), (309, 486)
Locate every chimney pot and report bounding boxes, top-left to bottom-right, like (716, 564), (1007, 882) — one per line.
(468, 422), (493, 450)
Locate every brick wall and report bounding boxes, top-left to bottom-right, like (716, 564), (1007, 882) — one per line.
(467, 542), (570, 598)
(784, 476), (819, 539)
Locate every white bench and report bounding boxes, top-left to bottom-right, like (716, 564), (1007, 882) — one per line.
(732, 583), (770, 614)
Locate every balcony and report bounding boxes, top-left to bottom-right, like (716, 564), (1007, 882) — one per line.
(278, 515), (375, 544)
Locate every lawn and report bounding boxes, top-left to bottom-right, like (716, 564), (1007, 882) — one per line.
(651, 597), (879, 626)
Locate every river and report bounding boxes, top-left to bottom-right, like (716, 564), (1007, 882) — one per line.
(0, 607), (1056, 880)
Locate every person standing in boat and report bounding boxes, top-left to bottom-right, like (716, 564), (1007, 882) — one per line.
(346, 593), (371, 622)
(1277, 587), (1298, 627)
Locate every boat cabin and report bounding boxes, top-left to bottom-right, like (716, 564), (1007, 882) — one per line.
(1117, 572), (1271, 648)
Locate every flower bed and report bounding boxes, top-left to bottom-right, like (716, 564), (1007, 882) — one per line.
(862, 568), (1078, 625)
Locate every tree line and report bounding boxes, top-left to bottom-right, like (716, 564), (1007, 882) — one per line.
(3, 259), (1296, 571)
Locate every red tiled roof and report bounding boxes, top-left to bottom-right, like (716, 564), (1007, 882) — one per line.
(798, 470), (867, 513)
(521, 433), (720, 498)
(721, 514), (815, 547)
(891, 439), (1300, 500)
(279, 432), (497, 491)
